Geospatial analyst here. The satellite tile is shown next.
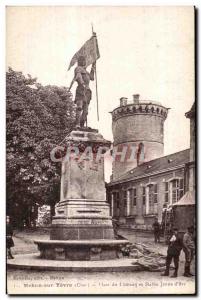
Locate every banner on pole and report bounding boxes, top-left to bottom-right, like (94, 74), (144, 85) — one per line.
(68, 35), (100, 70)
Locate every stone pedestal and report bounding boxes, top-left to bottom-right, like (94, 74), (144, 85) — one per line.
(35, 129), (128, 260)
(50, 129), (114, 240)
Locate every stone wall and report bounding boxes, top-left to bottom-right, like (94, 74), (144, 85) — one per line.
(112, 114), (165, 145)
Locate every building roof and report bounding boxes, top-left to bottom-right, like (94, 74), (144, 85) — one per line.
(109, 148), (190, 186)
(173, 191), (195, 206)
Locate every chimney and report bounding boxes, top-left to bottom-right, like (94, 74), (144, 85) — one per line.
(120, 97), (128, 106)
(133, 94), (140, 104)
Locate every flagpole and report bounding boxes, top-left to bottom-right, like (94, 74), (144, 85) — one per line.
(94, 63), (99, 121)
(91, 24), (99, 122)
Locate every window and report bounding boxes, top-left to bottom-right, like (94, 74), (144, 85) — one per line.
(133, 188), (137, 206)
(147, 184), (158, 214)
(154, 184), (158, 203)
(129, 188), (137, 206)
(179, 178), (184, 199)
(123, 191), (127, 207)
(165, 182), (169, 203)
(172, 179), (179, 204)
(148, 184), (154, 213)
(171, 178), (184, 204)
(142, 187), (146, 205)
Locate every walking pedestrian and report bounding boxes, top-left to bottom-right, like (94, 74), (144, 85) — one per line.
(152, 218), (160, 243)
(161, 228), (183, 277)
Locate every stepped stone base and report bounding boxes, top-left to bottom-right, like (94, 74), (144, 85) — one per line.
(34, 239), (129, 261)
(7, 253), (141, 272)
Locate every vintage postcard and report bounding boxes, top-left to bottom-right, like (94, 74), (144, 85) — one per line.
(6, 6), (196, 295)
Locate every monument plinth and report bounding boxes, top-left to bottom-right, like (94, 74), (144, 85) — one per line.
(35, 129), (128, 260)
(51, 129), (114, 240)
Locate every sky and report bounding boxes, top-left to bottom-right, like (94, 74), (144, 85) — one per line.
(6, 6), (194, 181)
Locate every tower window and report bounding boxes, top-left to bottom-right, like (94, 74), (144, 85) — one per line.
(137, 143), (145, 165)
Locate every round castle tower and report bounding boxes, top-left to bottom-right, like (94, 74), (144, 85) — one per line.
(111, 94), (169, 180)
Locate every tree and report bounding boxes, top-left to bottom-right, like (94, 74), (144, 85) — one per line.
(6, 68), (76, 227)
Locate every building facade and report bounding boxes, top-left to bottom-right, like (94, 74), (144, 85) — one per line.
(107, 95), (193, 230)
(107, 149), (189, 230)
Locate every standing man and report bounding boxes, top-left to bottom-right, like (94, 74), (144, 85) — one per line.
(183, 226), (195, 277)
(161, 228), (183, 277)
(152, 218), (160, 243)
(6, 216), (14, 259)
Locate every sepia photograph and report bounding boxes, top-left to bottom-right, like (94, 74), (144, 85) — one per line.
(6, 5), (196, 295)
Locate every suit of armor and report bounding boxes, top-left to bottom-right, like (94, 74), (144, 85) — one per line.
(74, 57), (95, 127)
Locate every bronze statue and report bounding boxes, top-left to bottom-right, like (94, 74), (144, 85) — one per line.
(70, 56), (95, 128)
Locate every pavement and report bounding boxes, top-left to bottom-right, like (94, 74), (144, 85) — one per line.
(11, 227), (193, 265)
(6, 228), (196, 295)
(11, 229), (49, 255)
